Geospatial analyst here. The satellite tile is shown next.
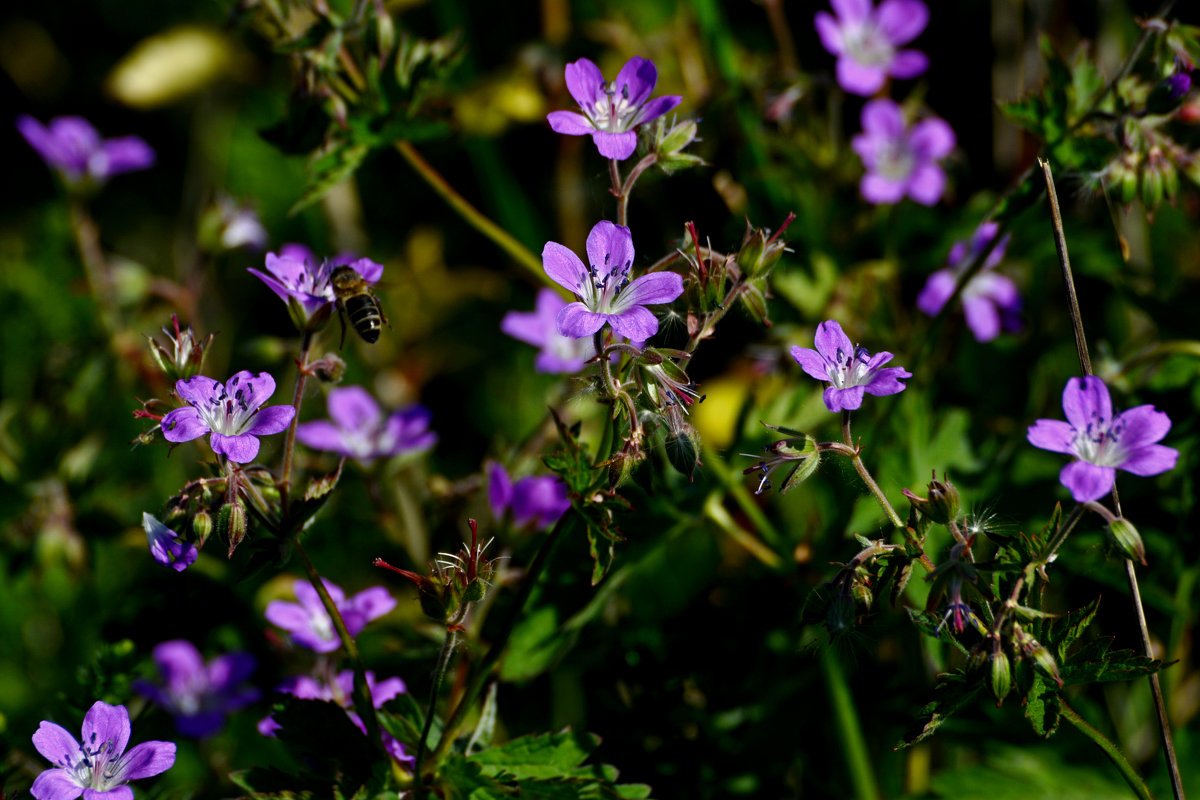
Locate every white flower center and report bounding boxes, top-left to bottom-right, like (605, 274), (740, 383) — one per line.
(72, 734), (124, 791)
(876, 139), (915, 181)
(194, 375), (262, 436)
(843, 21), (895, 68)
(827, 346), (874, 389)
(1072, 416), (1128, 467)
(589, 83), (638, 133)
(309, 608), (335, 643)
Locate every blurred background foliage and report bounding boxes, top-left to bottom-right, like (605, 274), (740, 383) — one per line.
(1, 0), (1199, 798)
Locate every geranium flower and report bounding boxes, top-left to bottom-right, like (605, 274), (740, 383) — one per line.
(791, 320), (911, 412)
(161, 371), (295, 464)
(133, 640), (259, 738)
(18, 115), (154, 184)
(815, 0), (930, 96)
(296, 386), (436, 464)
(142, 513), (198, 572)
(501, 288), (599, 373)
(264, 578), (395, 653)
(917, 222), (1020, 341)
(488, 463), (570, 530)
(248, 250), (383, 318)
(544, 221), (683, 341)
(547, 56), (682, 160)
(30, 701), (175, 800)
(1027, 376), (1178, 502)
(851, 99), (954, 205)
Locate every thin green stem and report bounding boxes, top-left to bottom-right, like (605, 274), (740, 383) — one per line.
(820, 646), (880, 800)
(1039, 159), (1092, 375)
(414, 627), (459, 796)
(279, 330), (313, 519)
(395, 141), (547, 286)
(841, 412), (904, 530)
(616, 153), (657, 229)
(1060, 700), (1154, 800)
(609, 158), (625, 226)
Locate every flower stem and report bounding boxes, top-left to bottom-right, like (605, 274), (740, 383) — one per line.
(820, 645), (881, 800)
(1039, 159), (1092, 375)
(1059, 699), (1155, 800)
(394, 141), (547, 286)
(841, 411), (905, 531)
(279, 330), (314, 519)
(413, 627), (459, 792)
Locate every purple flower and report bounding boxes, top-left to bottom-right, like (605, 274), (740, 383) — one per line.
(544, 221), (683, 341)
(142, 513), (198, 572)
(248, 250), (383, 318)
(18, 115), (155, 184)
(851, 99), (954, 206)
(916, 222), (1020, 341)
(547, 56), (682, 160)
(264, 578), (396, 653)
(1027, 376), (1178, 503)
(30, 701), (175, 800)
(488, 462), (571, 530)
(791, 320), (911, 412)
(161, 371), (295, 464)
(296, 386), (436, 464)
(133, 640), (259, 738)
(815, 0), (929, 95)
(501, 288), (599, 373)
(258, 670), (413, 766)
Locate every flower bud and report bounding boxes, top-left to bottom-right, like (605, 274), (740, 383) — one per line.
(738, 221), (790, 280)
(654, 118), (705, 174)
(1141, 159), (1165, 210)
(1015, 623), (1062, 687)
(991, 650), (1012, 704)
(373, 4), (396, 60)
(738, 281), (771, 326)
(192, 507), (213, 549)
(146, 315), (215, 381)
(1106, 517), (1146, 565)
(902, 472), (960, 525)
(217, 501), (247, 559)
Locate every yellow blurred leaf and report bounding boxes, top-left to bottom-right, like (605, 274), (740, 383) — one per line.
(106, 26), (243, 107)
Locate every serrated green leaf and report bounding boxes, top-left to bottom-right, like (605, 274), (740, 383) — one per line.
(1024, 673), (1061, 737)
(469, 730), (598, 780)
(897, 669), (980, 748)
(289, 142), (371, 216)
(905, 607), (970, 656)
(1051, 596), (1101, 660)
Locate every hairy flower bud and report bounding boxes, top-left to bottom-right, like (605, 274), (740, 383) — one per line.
(192, 507), (213, 549)
(738, 216), (793, 280)
(146, 315), (215, 381)
(1106, 517), (1146, 565)
(902, 471), (960, 525)
(1014, 623), (1062, 687)
(217, 501), (247, 559)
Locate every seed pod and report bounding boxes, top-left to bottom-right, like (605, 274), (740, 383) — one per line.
(991, 650), (1012, 704)
(1106, 517), (1146, 565)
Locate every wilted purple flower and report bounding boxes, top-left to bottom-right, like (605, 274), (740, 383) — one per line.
(264, 578), (396, 653)
(133, 640), (259, 738)
(1027, 376), (1178, 503)
(851, 99), (954, 205)
(815, 0), (929, 96)
(544, 221), (683, 341)
(142, 513), (198, 572)
(18, 115), (154, 185)
(488, 463), (570, 529)
(916, 222), (1020, 342)
(791, 320), (911, 412)
(501, 288), (599, 373)
(161, 371), (295, 464)
(257, 670), (413, 765)
(547, 56), (682, 160)
(296, 386), (436, 464)
(247, 250), (383, 318)
(30, 701), (175, 800)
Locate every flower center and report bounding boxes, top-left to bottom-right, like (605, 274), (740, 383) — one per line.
(195, 375), (261, 436)
(829, 345), (874, 388)
(1073, 415), (1127, 467)
(579, 251), (633, 314)
(309, 608), (335, 644)
(73, 733), (123, 791)
(590, 83), (637, 132)
(876, 139), (915, 181)
(843, 21), (895, 68)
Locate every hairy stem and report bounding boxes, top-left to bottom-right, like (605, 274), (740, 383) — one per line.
(1060, 700), (1154, 800)
(279, 330), (314, 518)
(414, 627), (460, 796)
(841, 411), (905, 530)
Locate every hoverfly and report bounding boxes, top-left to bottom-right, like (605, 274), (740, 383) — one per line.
(330, 265), (386, 344)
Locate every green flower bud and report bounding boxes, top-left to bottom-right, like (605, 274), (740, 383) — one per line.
(991, 650), (1012, 704)
(902, 472), (960, 525)
(217, 501), (247, 559)
(192, 507), (212, 549)
(1106, 517), (1146, 565)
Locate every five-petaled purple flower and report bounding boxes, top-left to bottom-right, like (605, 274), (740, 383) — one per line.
(544, 221), (683, 341)
(501, 288), (599, 373)
(815, 0), (930, 96)
(917, 222), (1020, 342)
(133, 640), (259, 738)
(792, 320), (911, 412)
(547, 56), (682, 160)
(161, 371), (295, 464)
(488, 462), (571, 530)
(18, 115), (155, 185)
(296, 386), (436, 464)
(852, 99), (954, 206)
(264, 578), (396, 653)
(1027, 376), (1178, 503)
(257, 670), (413, 765)
(248, 249), (383, 319)
(142, 513), (198, 572)
(30, 701), (175, 800)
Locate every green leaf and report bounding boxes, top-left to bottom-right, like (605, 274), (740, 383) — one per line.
(469, 730), (597, 780)
(499, 605), (562, 682)
(905, 608), (970, 656)
(1050, 596), (1100, 660)
(1024, 673), (1061, 737)
(898, 669), (980, 748)
(289, 141), (371, 216)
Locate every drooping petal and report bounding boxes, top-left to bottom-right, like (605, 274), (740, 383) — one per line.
(511, 476), (570, 528)
(209, 432), (260, 464)
(563, 58), (606, 109)
(1062, 376), (1112, 431)
(546, 110), (596, 135)
(813, 320), (853, 361)
(610, 271), (683, 312)
(814, 11), (845, 54)
(916, 269), (956, 316)
(591, 130), (639, 160)
(32, 721), (82, 766)
(1060, 461), (1115, 503)
(326, 386), (381, 434)
(634, 94), (683, 126)
(296, 421), (348, 454)
(1112, 405), (1172, 450)
(608, 305), (661, 341)
(905, 164), (946, 206)
(837, 58), (888, 96)
(557, 302), (607, 338)
(143, 514), (197, 572)
(861, 173), (907, 204)
(791, 346), (833, 382)
(1118, 443), (1179, 477)
(31, 769), (85, 800)
(586, 221), (635, 282)
(889, 49), (929, 79)
(488, 462), (513, 517)
(1026, 419), (1076, 455)
(909, 118), (956, 159)
(542, 242), (589, 294)
(246, 405), (296, 436)
(614, 56), (658, 105)
(962, 295), (1001, 342)
(112, 740), (176, 781)
(876, 0), (928, 45)
(81, 702), (131, 761)
(824, 385), (866, 412)
(160, 407), (209, 443)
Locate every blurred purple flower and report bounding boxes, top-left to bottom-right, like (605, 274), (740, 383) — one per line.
(916, 222), (1020, 342)
(161, 371), (295, 464)
(544, 221), (683, 341)
(501, 288), (599, 373)
(297, 386), (436, 464)
(851, 99), (954, 205)
(264, 578), (396, 653)
(815, 0), (929, 96)
(1027, 376), (1178, 503)
(791, 320), (911, 412)
(547, 56), (682, 160)
(218, 201), (268, 252)
(257, 670), (413, 765)
(248, 250), (383, 318)
(18, 115), (154, 184)
(30, 701), (175, 800)
(488, 463), (570, 529)
(133, 640), (259, 738)
(142, 513), (198, 572)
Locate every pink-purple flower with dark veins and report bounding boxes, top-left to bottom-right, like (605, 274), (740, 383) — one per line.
(544, 221), (683, 341)
(815, 0), (930, 96)
(133, 640), (259, 738)
(297, 386), (436, 464)
(264, 578), (396, 653)
(547, 57), (682, 160)
(917, 222), (1020, 342)
(161, 371), (295, 464)
(791, 320), (911, 412)
(851, 99), (954, 206)
(18, 115), (154, 184)
(30, 701), (175, 800)
(1027, 376), (1178, 503)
